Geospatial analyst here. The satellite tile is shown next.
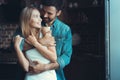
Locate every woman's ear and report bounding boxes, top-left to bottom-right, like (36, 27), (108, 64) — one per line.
(57, 10), (62, 16)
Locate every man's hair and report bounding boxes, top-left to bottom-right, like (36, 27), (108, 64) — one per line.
(41, 0), (65, 10)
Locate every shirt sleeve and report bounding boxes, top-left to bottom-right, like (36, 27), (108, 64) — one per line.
(10, 27), (24, 51)
(57, 27), (72, 69)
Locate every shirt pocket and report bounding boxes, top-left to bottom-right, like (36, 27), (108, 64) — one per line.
(55, 37), (64, 56)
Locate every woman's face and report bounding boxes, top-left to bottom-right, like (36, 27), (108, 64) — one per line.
(29, 9), (42, 29)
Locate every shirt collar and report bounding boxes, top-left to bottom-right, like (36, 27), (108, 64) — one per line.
(50, 17), (59, 29)
(41, 17), (59, 30)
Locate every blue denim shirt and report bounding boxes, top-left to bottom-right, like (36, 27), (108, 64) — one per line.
(49, 18), (72, 80)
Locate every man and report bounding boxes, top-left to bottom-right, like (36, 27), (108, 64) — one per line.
(13, 0), (72, 80)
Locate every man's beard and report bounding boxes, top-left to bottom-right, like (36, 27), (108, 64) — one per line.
(42, 17), (54, 24)
(42, 17), (49, 22)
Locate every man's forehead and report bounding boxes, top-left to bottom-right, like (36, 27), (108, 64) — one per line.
(43, 6), (57, 11)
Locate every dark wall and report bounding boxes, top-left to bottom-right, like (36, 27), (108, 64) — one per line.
(0, 0), (24, 23)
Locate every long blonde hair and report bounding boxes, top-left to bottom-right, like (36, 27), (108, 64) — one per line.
(20, 6), (38, 38)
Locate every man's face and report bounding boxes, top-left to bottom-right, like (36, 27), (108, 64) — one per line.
(41, 6), (59, 25)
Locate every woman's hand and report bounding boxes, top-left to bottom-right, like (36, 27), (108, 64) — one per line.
(14, 35), (23, 48)
(38, 34), (56, 46)
(26, 32), (39, 46)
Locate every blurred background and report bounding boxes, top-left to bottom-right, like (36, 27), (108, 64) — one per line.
(0, 0), (105, 80)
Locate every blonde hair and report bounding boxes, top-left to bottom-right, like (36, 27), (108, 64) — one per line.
(20, 6), (38, 38)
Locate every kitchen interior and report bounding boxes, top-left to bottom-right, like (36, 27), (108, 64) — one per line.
(0, 0), (105, 80)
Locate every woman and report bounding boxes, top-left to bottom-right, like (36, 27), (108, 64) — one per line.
(14, 6), (57, 80)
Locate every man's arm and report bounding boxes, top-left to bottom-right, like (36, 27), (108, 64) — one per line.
(29, 27), (72, 73)
(56, 27), (72, 69)
(29, 61), (59, 74)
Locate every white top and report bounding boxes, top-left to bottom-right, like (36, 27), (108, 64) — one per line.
(24, 32), (57, 80)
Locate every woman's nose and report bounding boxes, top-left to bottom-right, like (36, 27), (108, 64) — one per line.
(40, 18), (42, 21)
(39, 17), (42, 22)
(43, 13), (48, 17)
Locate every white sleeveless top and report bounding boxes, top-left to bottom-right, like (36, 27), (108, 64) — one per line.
(24, 32), (57, 80)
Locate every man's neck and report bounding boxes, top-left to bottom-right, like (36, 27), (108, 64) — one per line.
(47, 18), (56, 27)
(47, 21), (54, 27)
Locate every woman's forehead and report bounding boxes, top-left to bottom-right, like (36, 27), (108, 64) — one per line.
(32, 9), (40, 15)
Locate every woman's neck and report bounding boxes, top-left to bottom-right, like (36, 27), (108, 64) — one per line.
(30, 28), (40, 38)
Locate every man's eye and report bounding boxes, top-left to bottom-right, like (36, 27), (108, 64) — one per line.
(48, 13), (52, 15)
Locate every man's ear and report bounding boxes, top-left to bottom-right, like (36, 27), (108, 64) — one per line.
(57, 10), (62, 16)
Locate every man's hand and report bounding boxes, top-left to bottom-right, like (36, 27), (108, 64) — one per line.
(29, 61), (46, 74)
(28, 60), (59, 74)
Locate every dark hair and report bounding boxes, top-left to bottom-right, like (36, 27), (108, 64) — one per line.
(41, 0), (65, 10)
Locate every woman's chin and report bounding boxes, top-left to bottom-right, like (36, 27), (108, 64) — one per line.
(35, 26), (41, 29)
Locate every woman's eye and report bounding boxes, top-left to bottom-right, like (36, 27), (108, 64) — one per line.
(32, 15), (40, 18)
(36, 15), (40, 18)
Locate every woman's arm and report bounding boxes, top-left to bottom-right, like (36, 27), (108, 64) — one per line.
(14, 35), (29, 72)
(26, 33), (57, 62)
(35, 42), (57, 62)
